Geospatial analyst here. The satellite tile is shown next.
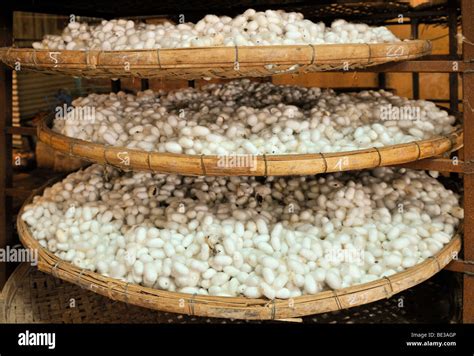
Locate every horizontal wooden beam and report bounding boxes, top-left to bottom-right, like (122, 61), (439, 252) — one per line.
(5, 126), (36, 136)
(444, 259), (474, 274)
(5, 187), (33, 197)
(393, 157), (463, 173)
(334, 58), (473, 73)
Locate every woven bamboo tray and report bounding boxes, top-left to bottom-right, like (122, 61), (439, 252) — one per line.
(0, 263), (459, 323)
(37, 115), (463, 176)
(0, 40), (431, 79)
(16, 177), (462, 320)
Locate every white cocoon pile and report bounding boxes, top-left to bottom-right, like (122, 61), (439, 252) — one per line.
(53, 80), (457, 155)
(32, 9), (400, 50)
(21, 165), (463, 299)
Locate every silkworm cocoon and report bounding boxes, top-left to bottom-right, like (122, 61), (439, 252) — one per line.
(383, 253), (402, 268)
(243, 286), (261, 298)
(172, 261), (189, 276)
(273, 273), (289, 290)
(223, 238), (236, 255)
(109, 261), (127, 279)
(164, 142), (182, 154)
(214, 255), (233, 267)
(192, 126), (210, 136)
(325, 271), (342, 289)
(146, 238), (164, 248)
(260, 282), (276, 299)
(261, 256), (279, 270)
(391, 237), (410, 250)
(288, 259), (305, 274)
(262, 267), (275, 285)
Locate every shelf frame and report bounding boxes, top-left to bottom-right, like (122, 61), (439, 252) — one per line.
(461, 0), (474, 324)
(0, 0), (472, 322)
(0, 5), (13, 288)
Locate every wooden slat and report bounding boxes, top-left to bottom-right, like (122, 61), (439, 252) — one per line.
(345, 58), (472, 73)
(5, 188), (35, 197)
(395, 157), (463, 173)
(5, 126), (36, 136)
(444, 260), (474, 274)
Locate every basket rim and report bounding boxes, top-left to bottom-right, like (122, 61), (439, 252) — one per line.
(17, 174), (462, 320)
(0, 40), (432, 79)
(37, 114), (463, 176)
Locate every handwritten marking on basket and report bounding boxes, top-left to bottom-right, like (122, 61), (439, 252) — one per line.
(334, 156), (349, 171)
(48, 52), (61, 68)
(386, 45), (406, 58)
(348, 292), (368, 306)
(117, 151), (130, 166)
(234, 45), (240, 71)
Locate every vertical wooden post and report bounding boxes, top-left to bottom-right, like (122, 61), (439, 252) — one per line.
(0, 6), (13, 289)
(411, 20), (420, 100)
(462, 0), (474, 323)
(448, 0), (459, 114)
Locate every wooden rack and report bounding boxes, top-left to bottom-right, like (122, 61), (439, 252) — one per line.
(0, 0), (473, 322)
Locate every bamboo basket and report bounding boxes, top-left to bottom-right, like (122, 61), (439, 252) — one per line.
(0, 263), (457, 323)
(37, 115), (463, 176)
(0, 40), (431, 80)
(16, 177), (462, 320)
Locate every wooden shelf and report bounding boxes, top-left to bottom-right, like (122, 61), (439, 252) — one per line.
(394, 157), (463, 173)
(335, 57), (473, 73)
(5, 126), (36, 136)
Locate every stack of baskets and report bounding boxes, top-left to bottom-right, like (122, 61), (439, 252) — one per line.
(1, 15), (463, 321)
